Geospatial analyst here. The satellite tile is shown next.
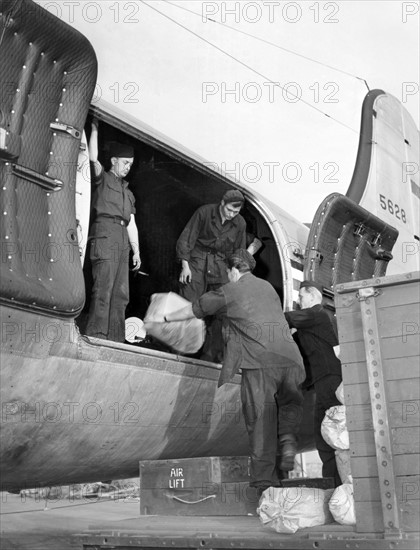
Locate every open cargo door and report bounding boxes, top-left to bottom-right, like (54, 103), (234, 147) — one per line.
(303, 193), (399, 309)
(0, 0), (97, 316)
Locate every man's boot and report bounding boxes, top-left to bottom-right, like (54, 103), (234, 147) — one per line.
(278, 434), (297, 472)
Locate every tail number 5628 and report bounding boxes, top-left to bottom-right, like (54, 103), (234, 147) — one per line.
(379, 194), (407, 223)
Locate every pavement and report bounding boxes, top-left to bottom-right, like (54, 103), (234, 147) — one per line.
(0, 491), (140, 550)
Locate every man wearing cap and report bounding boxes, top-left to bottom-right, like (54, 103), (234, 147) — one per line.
(284, 280), (343, 486)
(164, 249), (305, 493)
(176, 190), (247, 361)
(85, 118), (141, 342)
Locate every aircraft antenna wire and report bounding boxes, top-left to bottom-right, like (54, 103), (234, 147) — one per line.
(165, 0), (370, 89)
(141, 1), (361, 136)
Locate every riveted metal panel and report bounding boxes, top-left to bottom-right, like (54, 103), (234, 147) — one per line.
(0, 0), (97, 315)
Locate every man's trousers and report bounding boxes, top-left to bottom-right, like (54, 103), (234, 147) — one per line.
(86, 221), (130, 342)
(241, 365), (304, 488)
(313, 374), (342, 487)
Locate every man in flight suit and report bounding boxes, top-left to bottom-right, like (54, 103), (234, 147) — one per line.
(285, 280), (343, 487)
(176, 190), (246, 361)
(164, 249), (305, 493)
(85, 119), (141, 342)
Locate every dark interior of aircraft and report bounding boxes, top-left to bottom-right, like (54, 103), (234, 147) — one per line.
(76, 116), (284, 344)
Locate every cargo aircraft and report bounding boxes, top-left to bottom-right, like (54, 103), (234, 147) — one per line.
(0, 0), (419, 490)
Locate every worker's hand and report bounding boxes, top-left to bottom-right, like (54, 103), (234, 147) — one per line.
(132, 252), (141, 271)
(179, 264), (192, 284)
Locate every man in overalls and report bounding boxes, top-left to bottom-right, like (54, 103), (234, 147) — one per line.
(86, 119), (141, 342)
(176, 190), (246, 361)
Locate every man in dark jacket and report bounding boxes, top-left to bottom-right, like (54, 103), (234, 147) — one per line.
(176, 190), (246, 361)
(164, 250), (305, 492)
(285, 280), (342, 487)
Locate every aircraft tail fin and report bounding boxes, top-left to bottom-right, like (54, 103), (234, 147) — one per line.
(346, 90), (419, 274)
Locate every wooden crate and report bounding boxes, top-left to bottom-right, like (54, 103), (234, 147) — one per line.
(335, 272), (420, 535)
(139, 456), (259, 516)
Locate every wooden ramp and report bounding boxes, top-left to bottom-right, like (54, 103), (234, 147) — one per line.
(80, 515), (420, 549)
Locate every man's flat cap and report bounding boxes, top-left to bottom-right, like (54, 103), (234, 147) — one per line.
(222, 189), (245, 203)
(300, 280), (324, 294)
(109, 142), (134, 158)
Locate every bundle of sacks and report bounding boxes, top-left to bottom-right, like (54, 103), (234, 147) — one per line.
(321, 382), (355, 526)
(257, 382), (355, 534)
(143, 292), (205, 354)
(328, 483), (356, 526)
(257, 483), (355, 534)
(257, 486), (335, 534)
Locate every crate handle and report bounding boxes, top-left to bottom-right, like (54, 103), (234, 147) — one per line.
(171, 495), (217, 504)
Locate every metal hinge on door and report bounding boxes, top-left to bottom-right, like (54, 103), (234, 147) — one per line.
(50, 122), (82, 140)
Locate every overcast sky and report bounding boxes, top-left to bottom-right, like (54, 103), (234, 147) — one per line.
(37, 0), (419, 222)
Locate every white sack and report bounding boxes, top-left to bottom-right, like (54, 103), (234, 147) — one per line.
(144, 292), (205, 354)
(257, 486), (334, 534)
(329, 483), (356, 525)
(321, 405), (349, 450)
(335, 449), (352, 484)
(335, 382), (345, 404)
(125, 317), (146, 343)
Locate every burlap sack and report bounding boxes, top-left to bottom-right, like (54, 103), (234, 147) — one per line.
(144, 292), (205, 354)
